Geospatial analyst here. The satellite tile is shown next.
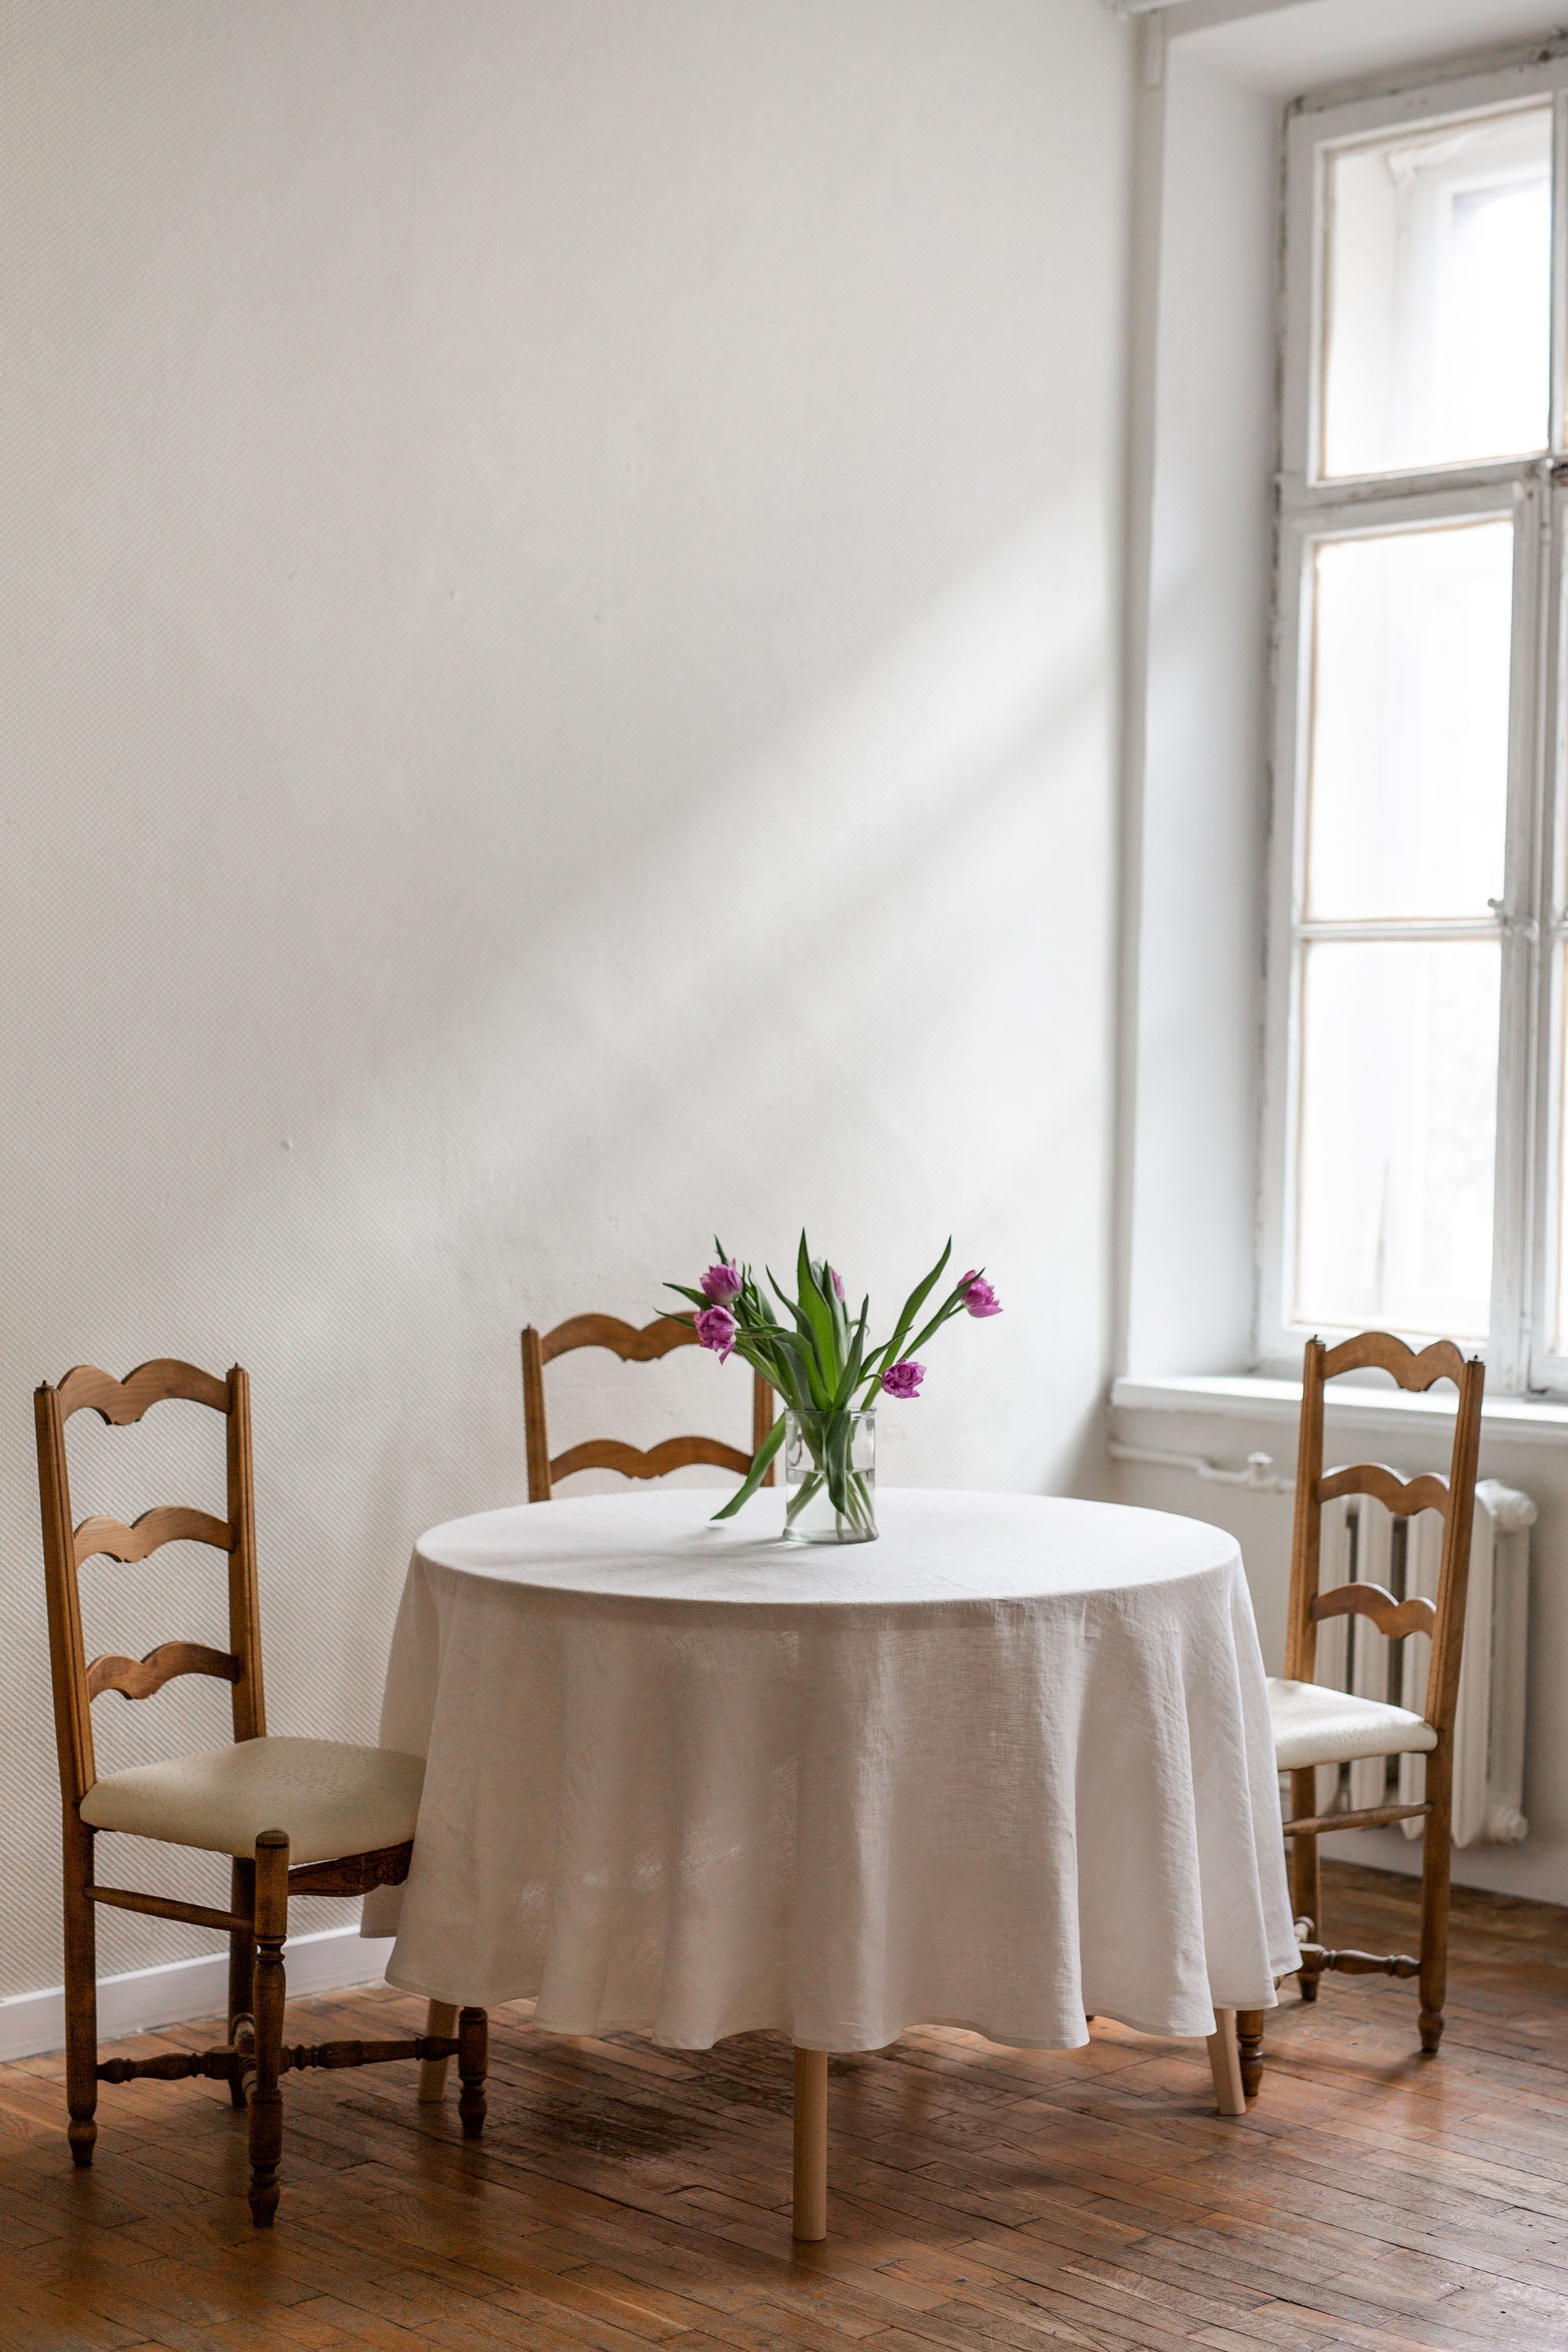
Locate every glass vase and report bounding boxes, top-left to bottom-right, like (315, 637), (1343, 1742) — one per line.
(782, 1408), (877, 1544)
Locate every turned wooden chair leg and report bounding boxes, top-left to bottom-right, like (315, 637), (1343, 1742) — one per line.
(1206, 2010), (1245, 2115)
(227, 1857), (257, 2108)
(63, 1813), (98, 2168)
(419, 1999), (459, 2103)
(1418, 1748), (1453, 2055)
(1235, 2009), (1265, 2100)
(1288, 1770), (1323, 1998)
(456, 2005), (488, 2138)
(248, 1829), (289, 2226)
(793, 2047), (828, 2241)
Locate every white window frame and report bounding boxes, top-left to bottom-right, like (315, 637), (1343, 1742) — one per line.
(1260, 44), (1568, 1396)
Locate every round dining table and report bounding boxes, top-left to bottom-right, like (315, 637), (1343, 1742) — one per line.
(365, 1486), (1298, 2236)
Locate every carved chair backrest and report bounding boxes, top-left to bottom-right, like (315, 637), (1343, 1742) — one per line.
(1284, 1332), (1485, 1739)
(34, 1359), (266, 1812)
(521, 1316), (775, 1502)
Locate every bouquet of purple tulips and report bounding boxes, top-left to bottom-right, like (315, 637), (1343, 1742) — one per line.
(666, 1234), (1000, 1534)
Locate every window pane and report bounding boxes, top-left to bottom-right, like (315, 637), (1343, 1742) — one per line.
(1306, 521), (1512, 920)
(1295, 940), (1497, 1338)
(1321, 105), (1551, 479)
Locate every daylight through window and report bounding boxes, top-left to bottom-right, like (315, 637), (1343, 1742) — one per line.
(1266, 64), (1568, 1391)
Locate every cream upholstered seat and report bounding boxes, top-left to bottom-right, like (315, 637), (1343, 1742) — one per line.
(80, 1736), (424, 1866)
(1268, 1679), (1437, 1774)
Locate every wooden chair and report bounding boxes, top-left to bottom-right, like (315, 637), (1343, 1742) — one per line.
(522, 1314), (775, 1500)
(1235, 1331), (1484, 2096)
(35, 1358), (487, 2227)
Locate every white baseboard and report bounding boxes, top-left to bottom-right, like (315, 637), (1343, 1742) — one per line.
(0, 1926), (394, 2064)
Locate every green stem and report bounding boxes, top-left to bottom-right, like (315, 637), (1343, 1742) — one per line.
(785, 1470), (823, 1524)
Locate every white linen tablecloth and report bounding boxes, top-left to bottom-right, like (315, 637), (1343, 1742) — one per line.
(364, 1488), (1298, 2052)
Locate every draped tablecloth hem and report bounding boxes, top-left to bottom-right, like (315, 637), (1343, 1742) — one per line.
(380, 1969), (1282, 2052)
(376, 1492), (1299, 2065)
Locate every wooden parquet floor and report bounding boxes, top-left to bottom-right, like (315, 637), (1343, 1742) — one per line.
(0, 1864), (1564, 2352)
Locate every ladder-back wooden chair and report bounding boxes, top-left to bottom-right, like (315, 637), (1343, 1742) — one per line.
(35, 1358), (487, 2227)
(522, 1314), (775, 1500)
(1235, 1330), (1484, 2096)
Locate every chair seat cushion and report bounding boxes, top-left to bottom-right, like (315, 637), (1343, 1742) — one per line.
(79, 1736), (423, 1864)
(1269, 1678), (1437, 1773)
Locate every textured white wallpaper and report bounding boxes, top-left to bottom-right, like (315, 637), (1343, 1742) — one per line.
(0, 0), (1129, 1999)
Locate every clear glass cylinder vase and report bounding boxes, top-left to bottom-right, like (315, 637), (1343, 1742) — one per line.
(782, 1408), (877, 1544)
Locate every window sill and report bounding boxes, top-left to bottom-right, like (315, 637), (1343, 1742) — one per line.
(1110, 1373), (1568, 1446)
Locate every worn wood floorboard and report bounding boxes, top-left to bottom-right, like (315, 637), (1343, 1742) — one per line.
(1, 1866), (1564, 2352)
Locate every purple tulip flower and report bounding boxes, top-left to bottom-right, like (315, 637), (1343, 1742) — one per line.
(881, 1359), (925, 1399)
(960, 1272), (1001, 1317)
(828, 1265), (845, 1301)
(699, 1260), (742, 1303)
(695, 1305), (738, 1361)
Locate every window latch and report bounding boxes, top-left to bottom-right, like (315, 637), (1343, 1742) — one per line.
(1489, 898), (1541, 942)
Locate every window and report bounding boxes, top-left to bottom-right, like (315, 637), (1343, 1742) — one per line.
(1262, 54), (1568, 1392)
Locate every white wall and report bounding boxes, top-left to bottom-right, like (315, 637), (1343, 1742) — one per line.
(1185, 0), (1568, 98)
(0, 0), (1131, 2004)
(1126, 45), (1278, 1377)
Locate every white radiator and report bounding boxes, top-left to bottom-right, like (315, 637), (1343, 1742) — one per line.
(1312, 1478), (1533, 1847)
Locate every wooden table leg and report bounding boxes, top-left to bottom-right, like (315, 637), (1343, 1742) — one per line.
(1206, 2009), (1245, 2116)
(792, 2047), (828, 2241)
(420, 2000), (458, 2103)
(1236, 2008), (1265, 2098)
